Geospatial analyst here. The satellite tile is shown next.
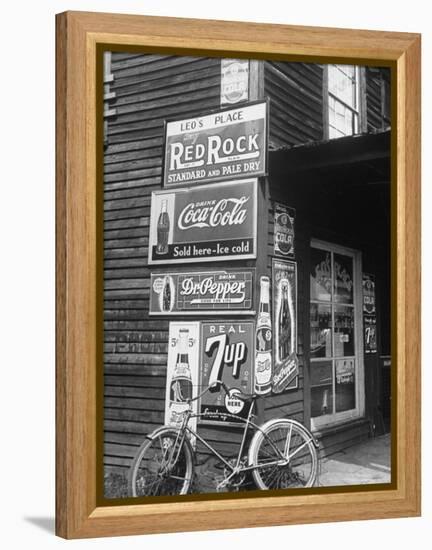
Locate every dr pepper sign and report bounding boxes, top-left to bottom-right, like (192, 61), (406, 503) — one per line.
(163, 100), (268, 187)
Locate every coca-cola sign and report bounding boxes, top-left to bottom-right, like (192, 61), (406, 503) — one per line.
(148, 179), (257, 265)
(163, 100), (267, 187)
(149, 269), (255, 315)
(271, 259), (299, 392)
(273, 202), (295, 258)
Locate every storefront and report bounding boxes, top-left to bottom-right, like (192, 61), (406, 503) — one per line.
(103, 52), (391, 475)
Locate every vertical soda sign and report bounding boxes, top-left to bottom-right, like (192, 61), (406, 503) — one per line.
(273, 203), (295, 259)
(165, 322), (200, 437)
(272, 259), (299, 393)
(278, 279), (294, 362)
(168, 328), (192, 425)
(254, 276), (272, 395)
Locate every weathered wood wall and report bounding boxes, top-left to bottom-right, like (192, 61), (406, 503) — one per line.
(366, 67), (391, 131)
(104, 53), (222, 471)
(264, 61), (324, 148)
(263, 186), (307, 427)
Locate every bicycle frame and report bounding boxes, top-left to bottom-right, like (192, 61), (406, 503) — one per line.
(175, 399), (310, 480)
(150, 379), (319, 492)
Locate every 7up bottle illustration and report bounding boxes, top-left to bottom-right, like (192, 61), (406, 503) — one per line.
(254, 276), (272, 395)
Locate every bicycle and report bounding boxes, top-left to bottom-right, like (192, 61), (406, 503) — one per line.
(128, 380), (319, 497)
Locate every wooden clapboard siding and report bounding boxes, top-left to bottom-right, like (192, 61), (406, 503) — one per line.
(366, 67), (391, 131)
(104, 52), (221, 471)
(264, 61), (324, 148)
(263, 182), (307, 425)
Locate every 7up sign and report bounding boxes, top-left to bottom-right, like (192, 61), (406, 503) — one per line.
(199, 322), (254, 425)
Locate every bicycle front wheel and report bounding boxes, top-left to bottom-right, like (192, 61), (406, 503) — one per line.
(250, 420), (318, 489)
(128, 428), (194, 497)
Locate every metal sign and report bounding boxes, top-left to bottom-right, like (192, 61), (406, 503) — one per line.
(364, 315), (378, 354)
(271, 259), (299, 392)
(199, 322), (254, 425)
(163, 100), (268, 187)
(273, 203), (295, 259)
(362, 273), (376, 315)
(148, 179), (257, 265)
(363, 273), (377, 354)
(164, 322), (200, 438)
(149, 269), (255, 315)
(220, 59), (249, 105)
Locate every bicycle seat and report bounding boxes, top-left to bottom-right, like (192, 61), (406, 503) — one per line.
(235, 389), (259, 401)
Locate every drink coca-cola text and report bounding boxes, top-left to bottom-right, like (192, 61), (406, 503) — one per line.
(178, 196), (249, 230)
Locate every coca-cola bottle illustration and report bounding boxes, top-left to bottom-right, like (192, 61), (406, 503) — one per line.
(156, 199), (170, 255)
(255, 276), (272, 395)
(161, 275), (172, 312)
(169, 328), (193, 426)
(278, 281), (291, 362)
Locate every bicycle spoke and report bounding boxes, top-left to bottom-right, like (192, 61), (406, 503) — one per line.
(252, 422), (317, 490)
(130, 430), (193, 497)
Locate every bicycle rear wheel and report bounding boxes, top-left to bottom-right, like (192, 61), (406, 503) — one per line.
(250, 420), (318, 489)
(128, 428), (194, 497)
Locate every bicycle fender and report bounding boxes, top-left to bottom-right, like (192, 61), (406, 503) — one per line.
(146, 426), (186, 441)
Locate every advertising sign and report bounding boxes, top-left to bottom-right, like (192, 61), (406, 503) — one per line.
(273, 203), (295, 258)
(199, 322), (254, 425)
(363, 273), (377, 354)
(364, 315), (378, 354)
(150, 269), (255, 315)
(165, 322), (200, 439)
(271, 259), (299, 392)
(254, 276), (273, 395)
(220, 59), (249, 105)
(148, 179), (257, 264)
(362, 273), (376, 314)
(163, 100), (267, 187)
(336, 358), (355, 384)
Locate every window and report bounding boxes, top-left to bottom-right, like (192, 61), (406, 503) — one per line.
(309, 240), (364, 430)
(327, 65), (361, 139)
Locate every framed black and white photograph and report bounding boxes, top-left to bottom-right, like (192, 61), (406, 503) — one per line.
(102, 46), (392, 500)
(55, 11), (421, 539)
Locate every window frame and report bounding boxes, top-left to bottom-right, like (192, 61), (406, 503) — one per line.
(323, 64), (366, 140)
(309, 238), (365, 431)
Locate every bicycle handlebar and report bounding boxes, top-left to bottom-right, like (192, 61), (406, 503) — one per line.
(186, 380), (255, 405)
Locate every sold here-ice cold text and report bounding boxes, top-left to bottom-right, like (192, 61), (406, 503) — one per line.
(163, 100), (267, 187)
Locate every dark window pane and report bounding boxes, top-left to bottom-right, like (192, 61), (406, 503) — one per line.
(310, 248), (331, 301)
(310, 303), (332, 358)
(310, 360), (332, 386)
(334, 305), (355, 356)
(311, 386), (333, 417)
(334, 253), (354, 304)
(310, 361), (333, 418)
(335, 359), (356, 412)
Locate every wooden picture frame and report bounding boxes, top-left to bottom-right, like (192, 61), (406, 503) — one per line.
(56, 11), (421, 539)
